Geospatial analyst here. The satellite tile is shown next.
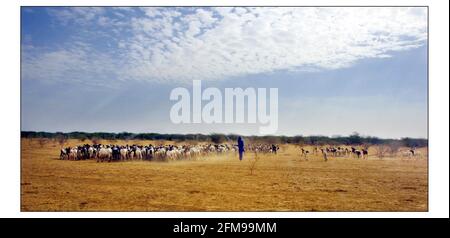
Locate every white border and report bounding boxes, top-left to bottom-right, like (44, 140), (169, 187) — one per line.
(1, 0), (448, 218)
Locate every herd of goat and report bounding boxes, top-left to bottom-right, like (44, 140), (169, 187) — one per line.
(59, 142), (417, 162)
(300, 146), (369, 161)
(59, 143), (279, 162)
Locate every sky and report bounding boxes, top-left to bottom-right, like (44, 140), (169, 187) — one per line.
(21, 7), (428, 138)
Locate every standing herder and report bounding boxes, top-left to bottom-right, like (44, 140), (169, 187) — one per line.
(237, 136), (245, 161)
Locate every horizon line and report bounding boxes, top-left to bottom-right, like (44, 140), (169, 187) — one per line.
(20, 130), (428, 140)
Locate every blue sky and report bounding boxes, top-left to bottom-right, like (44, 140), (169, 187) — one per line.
(21, 7), (428, 138)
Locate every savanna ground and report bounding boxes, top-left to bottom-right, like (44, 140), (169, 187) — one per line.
(21, 138), (428, 211)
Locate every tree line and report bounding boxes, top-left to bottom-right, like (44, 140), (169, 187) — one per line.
(20, 131), (427, 148)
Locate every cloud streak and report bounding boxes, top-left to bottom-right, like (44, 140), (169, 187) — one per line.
(22, 7), (427, 84)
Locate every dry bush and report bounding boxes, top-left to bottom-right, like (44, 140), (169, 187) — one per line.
(388, 141), (402, 156)
(297, 141), (306, 149)
(55, 134), (67, 148)
(91, 137), (100, 145)
(27, 138), (33, 146)
(362, 143), (370, 150)
(37, 138), (47, 148)
(249, 151), (260, 175)
(374, 144), (390, 159)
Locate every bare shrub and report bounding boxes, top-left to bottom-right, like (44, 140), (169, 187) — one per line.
(374, 144), (389, 159)
(388, 141), (402, 156)
(249, 151), (260, 175)
(37, 138), (47, 148)
(28, 138), (33, 146)
(55, 134), (67, 148)
(91, 137), (100, 145)
(362, 143), (370, 150)
(297, 141), (305, 148)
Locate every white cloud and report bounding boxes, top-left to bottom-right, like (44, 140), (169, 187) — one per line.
(46, 7), (105, 25)
(142, 7), (163, 18)
(24, 7), (427, 84)
(22, 44), (120, 86)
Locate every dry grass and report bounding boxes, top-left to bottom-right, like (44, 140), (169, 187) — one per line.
(21, 138), (428, 211)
